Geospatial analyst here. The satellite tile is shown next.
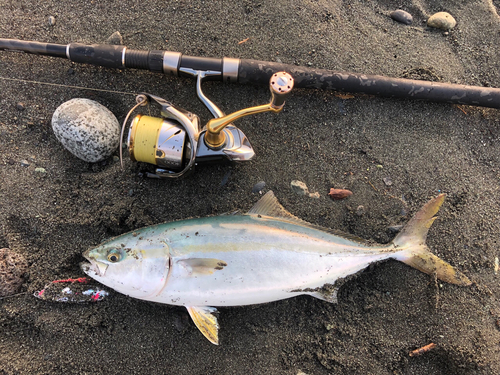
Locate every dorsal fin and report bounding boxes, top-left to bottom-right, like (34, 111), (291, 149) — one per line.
(248, 191), (305, 223)
(248, 191), (373, 245)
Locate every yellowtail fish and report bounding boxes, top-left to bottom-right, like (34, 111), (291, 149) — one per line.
(81, 191), (471, 344)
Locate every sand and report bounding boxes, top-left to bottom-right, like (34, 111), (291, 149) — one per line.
(0, 0), (499, 374)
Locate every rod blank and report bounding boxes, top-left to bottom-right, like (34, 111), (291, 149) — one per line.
(1, 38), (499, 109)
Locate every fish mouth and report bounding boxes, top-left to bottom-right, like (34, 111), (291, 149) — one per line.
(81, 249), (108, 277)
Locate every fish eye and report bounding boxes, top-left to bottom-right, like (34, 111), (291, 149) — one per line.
(107, 249), (123, 263)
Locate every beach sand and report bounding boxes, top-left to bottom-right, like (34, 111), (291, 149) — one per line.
(1, 0), (499, 373)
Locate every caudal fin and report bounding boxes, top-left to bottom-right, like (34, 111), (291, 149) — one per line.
(392, 194), (471, 286)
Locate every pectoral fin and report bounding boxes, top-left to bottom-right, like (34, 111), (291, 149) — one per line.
(178, 258), (228, 276)
(186, 306), (220, 345)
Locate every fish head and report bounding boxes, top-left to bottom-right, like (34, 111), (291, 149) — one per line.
(81, 241), (170, 299)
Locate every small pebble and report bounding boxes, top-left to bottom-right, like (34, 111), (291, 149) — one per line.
(383, 177), (393, 186)
(106, 31), (124, 45)
(356, 205), (365, 216)
(0, 248), (28, 297)
(389, 225), (404, 233)
(308, 192), (320, 199)
(128, 189), (134, 197)
(291, 180), (309, 196)
(328, 188), (353, 200)
(51, 98), (120, 163)
(67, 68), (75, 75)
(427, 12), (456, 30)
(48, 16), (56, 26)
(113, 156), (120, 162)
(35, 167), (47, 174)
(16, 102), (25, 111)
(20, 160), (30, 167)
(252, 181), (266, 194)
(390, 10), (413, 25)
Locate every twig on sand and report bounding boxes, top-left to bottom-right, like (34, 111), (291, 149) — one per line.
(409, 343), (436, 357)
(0, 292), (27, 300)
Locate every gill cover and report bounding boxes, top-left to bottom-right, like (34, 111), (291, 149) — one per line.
(82, 238), (171, 299)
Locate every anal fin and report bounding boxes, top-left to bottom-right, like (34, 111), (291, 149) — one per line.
(186, 306), (220, 345)
(310, 288), (338, 304)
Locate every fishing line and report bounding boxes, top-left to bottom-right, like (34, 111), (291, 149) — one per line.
(0, 76), (138, 96)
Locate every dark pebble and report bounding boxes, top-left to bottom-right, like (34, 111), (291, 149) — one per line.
(390, 10), (413, 25)
(67, 68), (75, 75)
(16, 102), (25, 111)
(252, 181), (266, 193)
(220, 171), (231, 187)
(338, 101), (347, 115)
(389, 225), (404, 233)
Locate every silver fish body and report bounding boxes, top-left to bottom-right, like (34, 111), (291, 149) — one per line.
(82, 191), (470, 344)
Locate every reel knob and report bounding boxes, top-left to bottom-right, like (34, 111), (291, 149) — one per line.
(270, 72), (294, 109)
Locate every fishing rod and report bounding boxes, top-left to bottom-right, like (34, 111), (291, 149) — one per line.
(1, 38), (499, 178)
(1, 38), (499, 109)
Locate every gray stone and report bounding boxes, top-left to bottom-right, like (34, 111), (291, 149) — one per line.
(106, 31), (124, 45)
(51, 98), (120, 163)
(382, 177), (393, 186)
(48, 16), (56, 26)
(427, 12), (456, 30)
(252, 181), (266, 194)
(390, 10), (413, 25)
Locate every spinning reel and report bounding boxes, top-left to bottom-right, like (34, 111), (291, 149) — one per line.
(121, 71), (294, 178)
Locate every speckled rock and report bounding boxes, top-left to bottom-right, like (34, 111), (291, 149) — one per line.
(291, 180), (309, 196)
(0, 248), (28, 297)
(51, 98), (120, 163)
(427, 12), (456, 30)
(390, 10), (413, 25)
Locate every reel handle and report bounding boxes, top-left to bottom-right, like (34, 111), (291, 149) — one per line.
(204, 72), (294, 149)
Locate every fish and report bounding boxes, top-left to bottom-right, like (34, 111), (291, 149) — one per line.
(81, 191), (471, 345)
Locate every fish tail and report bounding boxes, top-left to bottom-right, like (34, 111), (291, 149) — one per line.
(392, 194), (471, 286)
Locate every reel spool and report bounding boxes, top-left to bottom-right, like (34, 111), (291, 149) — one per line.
(121, 71), (294, 178)
(128, 115), (189, 171)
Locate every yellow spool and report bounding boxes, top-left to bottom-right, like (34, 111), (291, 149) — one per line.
(128, 115), (163, 165)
